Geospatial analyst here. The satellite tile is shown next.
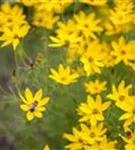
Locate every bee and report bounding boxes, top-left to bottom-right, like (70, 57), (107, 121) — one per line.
(29, 101), (38, 112)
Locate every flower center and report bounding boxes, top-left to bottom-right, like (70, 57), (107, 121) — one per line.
(88, 57), (93, 62)
(92, 108), (99, 114)
(61, 76), (67, 81)
(29, 101), (38, 112)
(121, 50), (126, 55)
(90, 132), (96, 138)
(119, 95), (125, 101)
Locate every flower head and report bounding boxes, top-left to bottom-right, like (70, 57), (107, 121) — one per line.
(107, 80), (132, 107)
(84, 80), (107, 95)
(49, 64), (79, 85)
(19, 88), (50, 121)
(77, 95), (110, 126)
(119, 98), (135, 129)
(63, 123), (107, 149)
(43, 145), (50, 150)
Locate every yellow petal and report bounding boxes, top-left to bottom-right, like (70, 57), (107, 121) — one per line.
(20, 104), (29, 111)
(38, 97), (50, 106)
(27, 112), (34, 121)
(13, 38), (20, 50)
(25, 88), (33, 103)
(34, 89), (43, 102)
(34, 111), (43, 118)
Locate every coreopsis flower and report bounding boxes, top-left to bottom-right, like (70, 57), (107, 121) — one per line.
(0, 3), (26, 28)
(121, 131), (135, 150)
(0, 24), (30, 50)
(84, 80), (107, 95)
(107, 80), (132, 108)
(80, 123), (107, 144)
(119, 98), (135, 129)
(80, 0), (107, 6)
(49, 33), (80, 48)
(33, 2), (59, 29)
(111, 36), (135, 65)
(19, 88), (50, 121)
(74, 11), (103, 39)
(77, 95), (110, 126)
(49, 19), (78, 47)
(63, 123), (107, 149)
(110, 0), (134, 25)
(63, 126), (84, 150)
(35, 0), (73, 14)
(84, 135), (117, 150)
(101, 42), (117, 68)
(49, 64), (79, 85)
(80, 40), (104, 76)
(0, 2), (30, 50)
(43, 145), (50, 150)
(104, 0), (134, 35)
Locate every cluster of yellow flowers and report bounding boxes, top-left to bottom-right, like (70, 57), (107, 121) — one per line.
(0, 3), (30, 50)
(1, 0), (135, 149)
(18, 0), (74, 29)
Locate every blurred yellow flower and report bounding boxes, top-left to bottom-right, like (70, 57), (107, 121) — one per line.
(63, 123), (107, 149)
(80, 123), (107, 144)
(0, 3), (26, 27)
(74, 11), (103, 39)
(0, 2), (30, 50)
(80, 40), (104, 76)
(81, 0), (107, 6)
(33, 2), (59, 29)
(49, 64), (79, 85)
(43, 145), (50, 150)
(111, 36), (135, 65)
(77, 95), (110, 126)
(0, 24), (30, 50)
(119, 98), (135, 129)
(84, 135), (117, 150)
(19, 88), (50, 121)
(84, 80), (107, 95)
(107, 80), (132, 108)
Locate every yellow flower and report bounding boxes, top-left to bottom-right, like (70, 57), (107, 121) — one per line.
(80, 123), (107, 144)
(0, 3), (26, 28)
(84, 135), (117, 150)
(33, 3), (59, 29)
(104, 0), (134, 35)
(111, 36), (135, 65)
(84, 80), (107, 95)
(63, 126), (84, 150)
(77, 95), (110, 126)
(49, 64), (79, 85)
(119, 98), (135, 129)
(107, 80), (132, 108)
(101, 42), (117, 67)
(74, 11), (103, 39)
(43, 145), (50, 150)
(80, 0), (107, 6)
(63, 123), (107, 149)
(121, 131), (135, 150)
(19, 88), (50, 121)
(0, 24), (30, 50)
(80, 40), (104, 76)
(110, 0), (134, 25)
